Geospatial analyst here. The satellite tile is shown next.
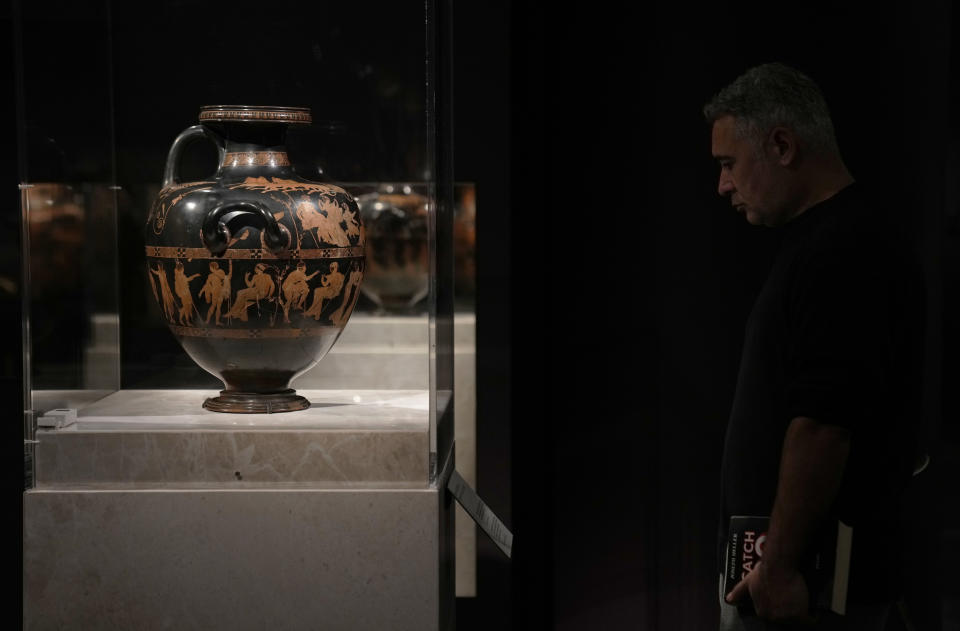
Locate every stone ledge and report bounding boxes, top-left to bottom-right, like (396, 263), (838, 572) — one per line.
(35, 389), (430, 487)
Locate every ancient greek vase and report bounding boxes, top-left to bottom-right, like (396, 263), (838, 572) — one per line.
(144, 105), (365, 413)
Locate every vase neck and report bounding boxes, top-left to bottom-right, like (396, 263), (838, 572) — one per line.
(205, 122), (294, 176)
(219, 148), (291, 170)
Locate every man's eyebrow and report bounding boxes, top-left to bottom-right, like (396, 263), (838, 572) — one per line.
(713, 154), (734, 162)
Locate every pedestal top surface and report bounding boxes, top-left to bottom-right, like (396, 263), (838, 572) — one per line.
(64, 389), (428, 431)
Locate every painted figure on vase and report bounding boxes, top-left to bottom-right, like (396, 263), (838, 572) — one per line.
(331, 262), (364, 326)
(149, 263), (176, 323)
(226, 263), (276, 322)
(198, 260), (233, 325)
(304, 261), (345, 320)
(281, 261), (320, 323)
(173, 260), (201, 325)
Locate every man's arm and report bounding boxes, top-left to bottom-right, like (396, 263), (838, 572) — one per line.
(727, 415), (850, 621)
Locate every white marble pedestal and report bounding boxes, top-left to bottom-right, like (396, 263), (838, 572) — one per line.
(23, 389), (455, 631)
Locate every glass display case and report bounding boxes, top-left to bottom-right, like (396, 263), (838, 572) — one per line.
(19, 0), (455, 483)
(18, 1), (470, 628)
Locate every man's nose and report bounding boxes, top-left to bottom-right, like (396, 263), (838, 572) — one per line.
(718, 173), (734, 196)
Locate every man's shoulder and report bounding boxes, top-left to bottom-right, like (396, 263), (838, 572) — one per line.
(796, 183), (906, 266)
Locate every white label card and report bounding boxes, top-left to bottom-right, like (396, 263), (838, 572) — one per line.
(447, 470), (512, 559)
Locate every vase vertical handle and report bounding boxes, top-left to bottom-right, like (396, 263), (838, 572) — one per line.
(162, 125), (224, 188)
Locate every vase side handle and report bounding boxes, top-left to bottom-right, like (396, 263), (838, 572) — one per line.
(162, 125), (222, 188)
(202, 201), (292, 257)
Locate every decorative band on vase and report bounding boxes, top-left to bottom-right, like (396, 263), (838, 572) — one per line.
(199, 105), (312, 124)
(221, 152), (291, 168)
(146, 246), (365, 260)
(170, 325), (340, 338)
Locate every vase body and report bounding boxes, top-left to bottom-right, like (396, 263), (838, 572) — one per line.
(144, 106), (365, 413)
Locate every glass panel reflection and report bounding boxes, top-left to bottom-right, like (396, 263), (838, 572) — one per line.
(23, 182), (120, 414)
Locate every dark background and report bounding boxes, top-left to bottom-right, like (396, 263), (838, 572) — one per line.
(5, 1), (958, 629)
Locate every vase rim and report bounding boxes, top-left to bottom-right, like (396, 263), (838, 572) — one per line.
(199, 105), (312, 125)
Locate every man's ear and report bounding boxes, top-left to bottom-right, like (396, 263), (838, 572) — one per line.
(768, 126), (798, 166)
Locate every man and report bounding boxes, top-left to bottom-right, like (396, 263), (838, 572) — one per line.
(704, 63), (923, 629)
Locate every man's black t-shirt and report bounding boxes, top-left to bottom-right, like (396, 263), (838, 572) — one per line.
(717, 182), (924, 602)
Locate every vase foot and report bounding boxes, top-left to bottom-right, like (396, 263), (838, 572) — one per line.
(202, 389), (309, 414)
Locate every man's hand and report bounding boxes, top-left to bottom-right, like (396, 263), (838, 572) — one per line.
(726, 561), (815, 625)
(725, 417), (849, 624)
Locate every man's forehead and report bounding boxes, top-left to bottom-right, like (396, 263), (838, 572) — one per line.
(711, 116), (740, 155)
(711, 116), (737, 138)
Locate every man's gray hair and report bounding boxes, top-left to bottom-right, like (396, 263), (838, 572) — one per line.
(703, 63), (840, 156)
